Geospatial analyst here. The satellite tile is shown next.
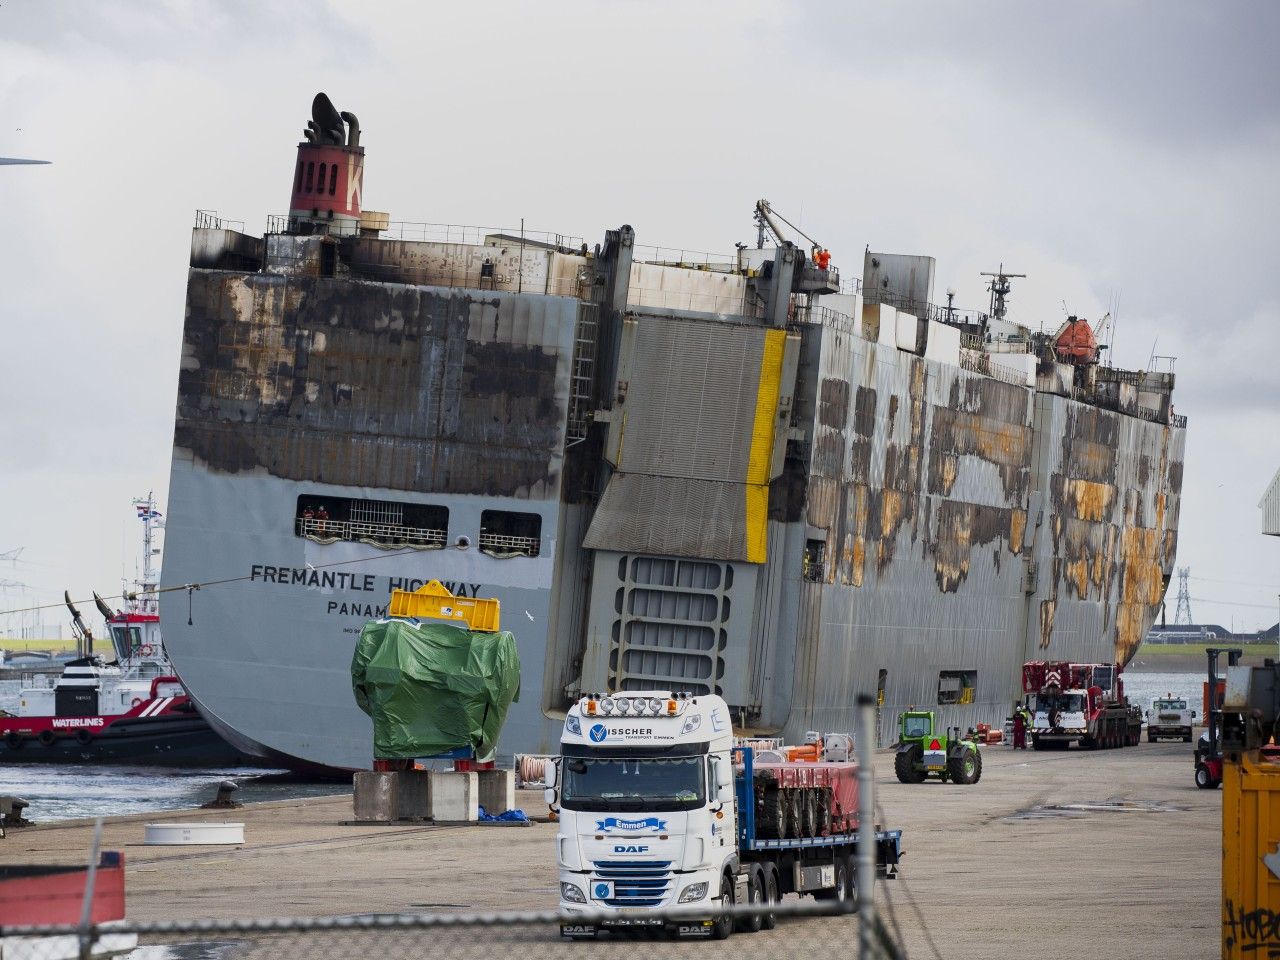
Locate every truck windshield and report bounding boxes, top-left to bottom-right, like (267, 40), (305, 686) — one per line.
(1036, 693), (1085, 712)
(560, 756), (706, 812)
(902, 716), (931, 739)
(1155, 700), (1187, 710)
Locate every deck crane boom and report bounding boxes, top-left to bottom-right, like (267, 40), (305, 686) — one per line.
(754, 198), (822, 253)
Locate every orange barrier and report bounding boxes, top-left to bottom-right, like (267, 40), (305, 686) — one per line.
(784, 744), (822, 763)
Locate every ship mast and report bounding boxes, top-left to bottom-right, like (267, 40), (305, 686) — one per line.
(130, 492), (163, 617)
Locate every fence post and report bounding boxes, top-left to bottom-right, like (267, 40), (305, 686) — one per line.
(78, 817), (104, 960)
(855, 694), (876, 960)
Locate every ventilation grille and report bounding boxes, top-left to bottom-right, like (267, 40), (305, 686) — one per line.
(607, 556), (732, 697)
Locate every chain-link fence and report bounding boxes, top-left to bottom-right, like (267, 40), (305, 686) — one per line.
(3, 898), (921, 960)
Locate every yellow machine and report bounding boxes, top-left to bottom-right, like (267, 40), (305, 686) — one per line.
(387, 579), (501, 632)
(1219, 664), (1280, 958)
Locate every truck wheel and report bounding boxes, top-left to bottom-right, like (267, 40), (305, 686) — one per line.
(735, 865), (764, 934)
(815, 857), (849, 903)
(1031, 735), (1043, 751)
(1195, 763), (1215, 790)
(789, 790), (805, 837)
(842, 853), (858, 900)
(710, 875), (735, 941)
(894, 744), (925, 783)
(761, 789), (789, 839)
(817, 788), (833, 836)
(949, 747), (980, 785)
(801, 790), (817, 838)
(761, 867), (779, 930)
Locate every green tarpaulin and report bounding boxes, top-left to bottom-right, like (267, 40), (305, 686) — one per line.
(351, 619), (521, 759)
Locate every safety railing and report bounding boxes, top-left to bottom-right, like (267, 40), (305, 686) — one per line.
(478, 532), (540, 558)
(296, 517), (447, 549)
(958, 349), (1029, 387)
(265, 214), (583, 251)
(194, 209), (246, 232)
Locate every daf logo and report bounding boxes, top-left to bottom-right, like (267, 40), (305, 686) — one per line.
(613, 845), (649, 854)
(589, 723), (608, 742)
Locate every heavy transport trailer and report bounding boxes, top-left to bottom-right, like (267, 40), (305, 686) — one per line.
(558, 747), (903, 941)
(553, 692), (902, 941)
(727, 746), (902, 936)
(1024, 660), (1142, 751)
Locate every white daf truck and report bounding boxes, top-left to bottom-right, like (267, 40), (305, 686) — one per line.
(548, 690), (902, 940)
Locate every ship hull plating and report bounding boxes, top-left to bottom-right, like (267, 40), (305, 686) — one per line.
(162, 229), (1185, 771)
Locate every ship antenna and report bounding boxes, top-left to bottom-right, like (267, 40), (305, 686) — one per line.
(979, 264), (1026, 322)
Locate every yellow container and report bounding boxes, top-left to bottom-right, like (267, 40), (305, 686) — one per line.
(1222, 753), (1280, 958)
(386, 579), (501, 632)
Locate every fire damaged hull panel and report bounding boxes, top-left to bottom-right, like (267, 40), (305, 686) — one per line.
(176, 271), (574, 498)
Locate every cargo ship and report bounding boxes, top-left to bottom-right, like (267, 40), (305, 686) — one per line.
(159, 93), (1186, 771)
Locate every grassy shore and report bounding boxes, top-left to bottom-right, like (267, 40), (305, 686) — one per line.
(1129, 640), (1276, 672)
(1, 637), (112, 655)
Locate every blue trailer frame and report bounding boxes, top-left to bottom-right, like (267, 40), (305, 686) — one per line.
(734, 746), (903, 865)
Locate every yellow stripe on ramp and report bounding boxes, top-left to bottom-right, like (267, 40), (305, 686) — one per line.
(745, 329), (785, 562)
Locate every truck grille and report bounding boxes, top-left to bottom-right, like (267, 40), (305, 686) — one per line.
(591, 860), (673, 907)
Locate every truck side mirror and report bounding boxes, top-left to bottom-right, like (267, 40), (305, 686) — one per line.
(1192, 711), (1197, 718)
(544, 787), (557, 806)
(709, 756), (733, 805)
(544, 759), (557, 789)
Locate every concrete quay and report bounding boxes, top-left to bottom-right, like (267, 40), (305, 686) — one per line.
(3, 742), (1217, 959)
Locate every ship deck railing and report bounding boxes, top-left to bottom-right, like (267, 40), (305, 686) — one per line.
(478, 533), (541, 558)
(296, 517), (447, 549)
(259, 214), (585, 252)
(959, 348), (1031, 387)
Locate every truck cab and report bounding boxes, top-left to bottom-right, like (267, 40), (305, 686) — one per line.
(1146, 697), (1195, 743)
(552, 691), (738, 934)
(1031, 689), (1089, 739)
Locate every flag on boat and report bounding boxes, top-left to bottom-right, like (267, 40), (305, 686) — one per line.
(135, 506), (163, 519)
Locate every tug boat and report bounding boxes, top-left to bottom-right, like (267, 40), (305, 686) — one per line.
(0, 496), (247, 765)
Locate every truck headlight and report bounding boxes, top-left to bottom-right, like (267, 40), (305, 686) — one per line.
(678, 882), (708, 904)
(561, 882), (587, 904)
(566, 714), (581, 736)
(680, 713), (702, 735)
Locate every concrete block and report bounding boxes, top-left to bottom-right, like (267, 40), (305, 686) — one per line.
(924, 319), (961, 366)
(861, 302), (898, 346)
(428, 771), (478, 822)
(477, 769), (515, 815)
(895, 311), (921, 353)
(352, 771), (431, 821)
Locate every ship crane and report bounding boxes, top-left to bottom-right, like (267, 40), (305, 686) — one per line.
(753, 199), (822, 255)
(64, 590), (95, 660)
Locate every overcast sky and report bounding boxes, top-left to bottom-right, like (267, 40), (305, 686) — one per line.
(1, 0), (1277, 639)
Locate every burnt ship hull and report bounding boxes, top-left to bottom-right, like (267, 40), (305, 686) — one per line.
(161, 105), (1184, 772)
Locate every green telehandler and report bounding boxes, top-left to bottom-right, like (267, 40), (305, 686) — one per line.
(893, 710), (983, 785)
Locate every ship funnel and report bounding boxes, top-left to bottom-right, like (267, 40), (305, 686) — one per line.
(289, 92), (365, 236)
